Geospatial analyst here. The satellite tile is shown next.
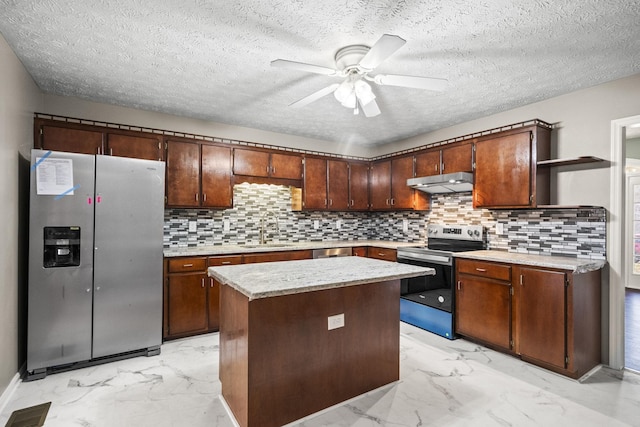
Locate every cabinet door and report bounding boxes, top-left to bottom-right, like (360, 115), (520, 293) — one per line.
(303, 157), (327, 209)
(370, 160), (391, 210)
(456, 276), (511, 350)
(201, 144), (233, 208)
(40, 125), (103, 155)
(414, 150), (440, 177)
(516, 267), (566, 369)
(441, 143), (473, 174)
(327, 160), (349, 210)
(390, 156), (415, 209)
(107, 133), (163, 161)
(233, 148), (270, 177)
(208, 278), (221, 331)
(349, 162), (369, 210)
(271, 152), (302, 179)
(474, 132), (532, 208)
(166, 140), (201, 207)
(167, 273), (208, 336)
(352, 247), (367, 257)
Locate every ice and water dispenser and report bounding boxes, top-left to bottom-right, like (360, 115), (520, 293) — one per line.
(43, 226), (81, 268)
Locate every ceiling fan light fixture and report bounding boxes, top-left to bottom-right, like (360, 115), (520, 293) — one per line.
(341, 92), (357, 109)
(334, 80), (353, 103)
(354, 80), (376, 105)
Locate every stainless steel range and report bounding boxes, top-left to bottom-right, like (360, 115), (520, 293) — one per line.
(397, 224), (485, 339)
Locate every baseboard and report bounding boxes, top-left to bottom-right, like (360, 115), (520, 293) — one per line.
(0, 372), (21, 415)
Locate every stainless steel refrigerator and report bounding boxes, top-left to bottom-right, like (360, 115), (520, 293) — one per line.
(27, 149), (165, 380)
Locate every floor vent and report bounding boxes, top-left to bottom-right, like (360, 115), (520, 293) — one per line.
(4, 402), (50, 427)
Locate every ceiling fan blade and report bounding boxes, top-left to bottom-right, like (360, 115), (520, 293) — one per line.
(271, 59), (338, 76)
(289, 83), (340, 108)
(358, 34), (406, 71)
(360, 99), (381, 118)
(373, 74), (448, 91)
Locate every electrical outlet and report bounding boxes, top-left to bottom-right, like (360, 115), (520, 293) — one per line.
(328, 313), (344, 330)
(496, 223), (504, 234)
(188, 221), (197, 232)
(336, 219), (342, 230)
(223, 219), (230, 232)
(402, 219), (409, 233)
(314, 220), (320, 230)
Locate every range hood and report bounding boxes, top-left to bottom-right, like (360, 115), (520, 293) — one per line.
(407, 172), (474, 194)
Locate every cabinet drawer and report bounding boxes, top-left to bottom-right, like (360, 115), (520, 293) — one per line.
(368, 247), (397, 262)
(457, 259), (511, 281)
(352, 247), (368, 257)
(208, 255), (243, 266)
(168, 257), (207, 273)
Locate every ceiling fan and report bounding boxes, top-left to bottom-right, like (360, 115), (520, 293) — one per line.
(271, 34), (448, 117)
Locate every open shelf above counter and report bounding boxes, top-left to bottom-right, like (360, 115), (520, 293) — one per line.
(537, 156), (605, 167)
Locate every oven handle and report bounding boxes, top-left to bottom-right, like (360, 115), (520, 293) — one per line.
(397, 253), (452, 265)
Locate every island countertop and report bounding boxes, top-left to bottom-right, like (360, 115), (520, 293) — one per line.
(208, 256), (434, 300)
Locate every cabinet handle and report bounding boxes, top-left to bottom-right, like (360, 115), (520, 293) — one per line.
(195, 193), (199, 202)
(520, 274), (524, 286)
(350, 200), (354, 206)
(378, 252), (385, 257)
(390, 198), (395, 205)
(475, 268), (486, 272)
(267, 165), (270, 174)
(183, 263), (193, 267)
(329, 199), (333, 206)
(442, 162), (445, 172)
(210, 278), (214, 288)
(271, 166), (275, 174)
(201, 278), (205, 288)
(386, 198), (390, 205)
(203, 193), (207, 202)
(109, 148), (113, 156)
(325, 198), (327, 207)
(435, 164), (438, 172)
(457, 281), (461, 291)
(221, 261), (231, 265)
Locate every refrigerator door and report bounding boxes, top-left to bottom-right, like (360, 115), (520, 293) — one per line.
(92, 155), (165, 358)
(27, 150), (95, 371)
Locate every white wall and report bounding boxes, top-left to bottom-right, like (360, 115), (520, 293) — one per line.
(42, 94), (373, 158)
(0, 34), (43, 398)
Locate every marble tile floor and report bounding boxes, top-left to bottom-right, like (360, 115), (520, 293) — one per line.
(1, 323), (639, 427)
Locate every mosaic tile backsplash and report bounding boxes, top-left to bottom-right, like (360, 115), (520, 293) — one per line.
(164, 184), (607, 260)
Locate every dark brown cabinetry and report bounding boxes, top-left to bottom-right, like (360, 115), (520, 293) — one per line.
(474, 125), (550, 209)
(233, 148), (302, 180)
(455, 258), (602, 379)
(303, 157), (350, 210)
(165, 257), (209, 338)
(455, 259), (512, 351)
(242, 250), (312, 264)
(367, 247), (397, 262)
(414, 143), (473, 177)
(352, 247), (368, 257)
(348, 162), (369, 210)
(165, 139), (232, 208)
(370, 157), (428, 210)
(35, 119), (163, 160)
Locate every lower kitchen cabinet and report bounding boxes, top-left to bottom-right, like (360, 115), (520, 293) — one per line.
(242, 250), (312, 264)
(455, 259), (512, 352)
(165, 257), (209, 338)
(367, 247), (397, 262)
(455, 258), (602, 379)
(352, 246), (368, 257)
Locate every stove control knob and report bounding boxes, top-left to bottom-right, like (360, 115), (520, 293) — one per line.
(438, 295), (445, 303)
(467, 229), (473, 236)
(474, 230), (480, 237)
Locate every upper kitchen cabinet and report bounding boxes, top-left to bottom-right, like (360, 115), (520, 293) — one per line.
(473, 124), (550, 209)
(35, 119), (163, 160)
(302, 157), (350, 210)
(348, 161), (369, 210)
(165, 139), (232, 208)
(370, 156), (428, 210)
(106, 133), (163, 161)
(414, 143), (473, 177)
(233, 148), (303, 181)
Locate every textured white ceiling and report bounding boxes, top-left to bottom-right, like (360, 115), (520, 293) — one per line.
(1, 0), (639, 146)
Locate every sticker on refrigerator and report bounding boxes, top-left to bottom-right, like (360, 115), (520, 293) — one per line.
(35, 157), (75, 196)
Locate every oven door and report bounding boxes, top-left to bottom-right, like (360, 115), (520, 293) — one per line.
(398, 257), (454, 313)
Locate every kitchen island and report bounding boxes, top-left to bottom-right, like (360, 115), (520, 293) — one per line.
(208, 256), (433, 427)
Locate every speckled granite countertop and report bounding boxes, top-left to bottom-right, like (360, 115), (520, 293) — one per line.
(164, 240), (418, 257)
(454, 250), (606, 274)
(208, 256), (434, 300)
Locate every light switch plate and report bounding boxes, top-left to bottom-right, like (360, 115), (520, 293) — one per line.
(223, 219), (230, 232)
(496, 222), (504, 234)
(314, 220), (320, 230)
(328, 313), (344, 330)
(336, 219), (342, 230)
(188, 221), (197, 232)
(402, 219), (409, 233)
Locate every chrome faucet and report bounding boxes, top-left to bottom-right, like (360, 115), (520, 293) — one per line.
(259, 211), (279, 245)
